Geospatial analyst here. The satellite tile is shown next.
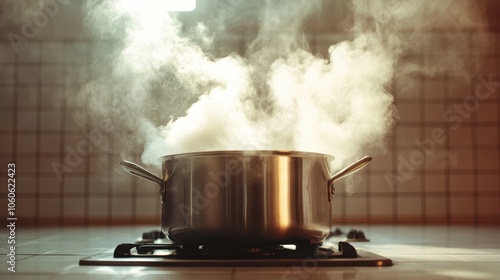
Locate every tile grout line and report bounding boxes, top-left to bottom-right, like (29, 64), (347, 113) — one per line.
(340, 182), (346, 224)
(494, 31), (500, 223)
(84, 145), (91, 225)
(7, 168), (500, 176)
(58, 42), (68, 226)
(448, 255), (468, 262)
(420, 52), (427, 225)
(470, 32), (479, 225)
(84, 42), (91, 226)
(131, 152), (138, 225)
(107, 141), (114, 225)
(366, 166), (372, 225)
(9, 191), (500, 198)
(444, 31), (464, 225)
(12, 46), (19, 165)
(443, 48), (452, 226)
(34, 42), (43, 227)
(5, 120), (500, 128)
(391, 77), (399, 224)
(392, 122), (398, 224)
(16, 193), (160, 198)
(497, 32), (500, 219)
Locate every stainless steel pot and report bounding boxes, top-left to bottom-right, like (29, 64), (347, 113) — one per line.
(121, 150), (371, 245)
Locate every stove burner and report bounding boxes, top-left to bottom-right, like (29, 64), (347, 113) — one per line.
(79, 230), (393, 267)
(113, 241), (358, 259)
(346, 229), (370, 242)
(140, 230), (166, 242)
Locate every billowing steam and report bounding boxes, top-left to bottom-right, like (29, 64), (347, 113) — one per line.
(0, 0), (484, 192)
(74, 0), (489, 183)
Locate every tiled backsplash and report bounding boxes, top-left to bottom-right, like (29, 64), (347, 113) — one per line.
(0, 38), (162, 225)
(0, 2), (498, 226)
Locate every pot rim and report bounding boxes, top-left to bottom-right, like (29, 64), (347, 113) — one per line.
(160, 150), (335, 160)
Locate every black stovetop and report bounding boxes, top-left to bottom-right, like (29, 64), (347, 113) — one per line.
(79, 229), (392, 267)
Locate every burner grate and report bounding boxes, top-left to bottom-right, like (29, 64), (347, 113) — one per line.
(113, 241), (358, 259)
(79, 230), (393, 267)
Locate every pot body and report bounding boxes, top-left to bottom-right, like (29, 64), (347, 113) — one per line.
(159, 150), (334, 245)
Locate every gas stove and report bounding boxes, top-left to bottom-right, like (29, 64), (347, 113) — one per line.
(79, 229), (392, 267)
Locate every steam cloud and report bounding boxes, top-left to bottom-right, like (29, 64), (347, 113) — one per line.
(15, 0), (480, 192)
(74, 0), (489, 180)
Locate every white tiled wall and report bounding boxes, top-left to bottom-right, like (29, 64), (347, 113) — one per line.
(0, 1), (498, 226)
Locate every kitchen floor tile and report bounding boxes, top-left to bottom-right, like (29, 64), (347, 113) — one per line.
(233, 267), (495, 280)
(234, 267), (373, 280)
(12, 255), (84, 274)
(0, 275), (53, 280)
(60, 267), (233, 280)
(14, 244), (79, 255)
(2, 225), (500, 279)
(40, 245), (109, 255)
(399, 260), (500, 272)
(58, 273), (232, 280)
(55, 275), (171, 280)
(449, 255), (500, 262)
(386, 254), (465, 262)
(1, 255), (34, 274)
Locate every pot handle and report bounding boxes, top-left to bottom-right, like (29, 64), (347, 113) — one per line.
(327, 156), (372, 202)
(120, 160), (163, 185)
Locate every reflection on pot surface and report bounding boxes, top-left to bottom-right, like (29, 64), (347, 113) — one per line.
(121, 150), (371, 245)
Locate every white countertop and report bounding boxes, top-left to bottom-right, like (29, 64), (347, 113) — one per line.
(1, 225), (500, 279)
